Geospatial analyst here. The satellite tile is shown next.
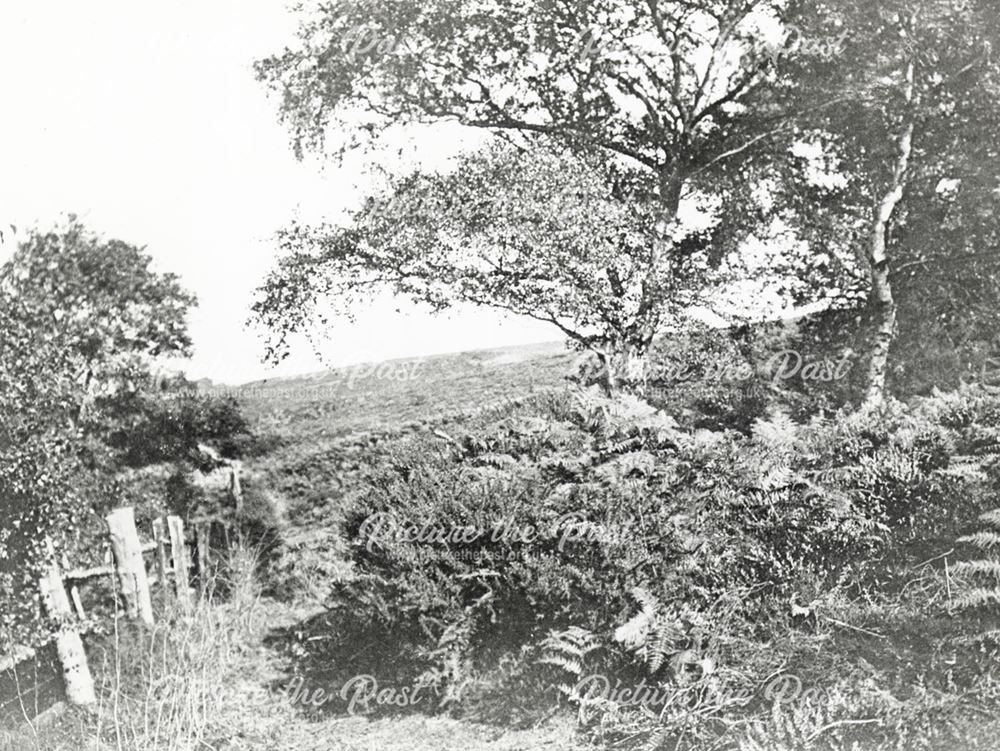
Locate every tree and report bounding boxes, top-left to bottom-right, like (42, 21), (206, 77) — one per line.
(770, 0), (1000, 402)
(0, 220), (248, 646)
(0, 218), (196, 419)
(0, 297), (88, 647)
(255, 0), (811, 379)
(254, 144), (738, 389)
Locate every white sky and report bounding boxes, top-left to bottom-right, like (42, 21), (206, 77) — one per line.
(0, 1), (559, 385)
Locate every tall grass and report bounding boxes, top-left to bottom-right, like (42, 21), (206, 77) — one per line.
(2, 546), (268, 751)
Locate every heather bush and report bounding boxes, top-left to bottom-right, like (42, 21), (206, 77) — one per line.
(101, 381), (254, 468)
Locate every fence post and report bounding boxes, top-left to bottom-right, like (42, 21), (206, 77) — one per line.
(38, 540), (96, 706)
(229, 461), (244, 548)
(106, 507), (155, 626)
(196, 521), (211, 594)
(229, 461), (244, 514)
(167, 515), (191, 609)
(152, 518), (170, 604)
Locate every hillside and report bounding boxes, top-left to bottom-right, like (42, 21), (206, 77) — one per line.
(227, 340), (573, 444)
(225, 341), (581, 581)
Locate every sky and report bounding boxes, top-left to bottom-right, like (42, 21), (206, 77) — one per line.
(0, 1), (560, 385)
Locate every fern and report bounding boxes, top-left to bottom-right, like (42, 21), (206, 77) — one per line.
(613, 587), (682, 675)
(953, 508), (1000, 612)
(751, 412), (798, 455)
(538, 626), (608, 722)
(953, 588), (1000, 610)
(952, 559), (1000, 580)
(978, 509), (1000, 529)
(539, 626), (600, 681)
(736, 687), (859, 751)
(957, 530), (1000, 548)
(613, 586), (658, 650)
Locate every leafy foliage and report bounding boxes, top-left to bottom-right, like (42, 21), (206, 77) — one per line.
(253, 144), (733, 384)
(256, 0), (788, 170)
(253, 0), (828, 386)
(770, 0), (1000, 399)
(0, 219), (195, 392)
(0, 220), (250, 647)
(326, 387), (942, 704)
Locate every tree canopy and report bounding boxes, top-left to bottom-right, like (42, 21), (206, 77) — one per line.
(255, 0), (1000, 400)
(254, 144), (750, 386)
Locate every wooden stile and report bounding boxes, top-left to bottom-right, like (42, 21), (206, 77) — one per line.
(69, 585), (87, 620)
(229, 461), (244, 513)
(152, 517), (171, 604)
(60, 553), (87, 620)
(106, 507), (155, 626)
(8, 506), (212, 717)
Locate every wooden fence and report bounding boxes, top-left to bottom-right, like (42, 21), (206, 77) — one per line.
(1, 507), (219, 715)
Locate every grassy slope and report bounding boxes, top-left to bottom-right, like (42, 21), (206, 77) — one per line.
(238, 342), (577, 550)
(236, 341), (573, 443)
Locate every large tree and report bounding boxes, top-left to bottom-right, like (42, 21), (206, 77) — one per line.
(0, 219), (196, 417)
(769, 0), (1000, 402)
(254, 144), (744, 389)
(255, 0), (816, 379)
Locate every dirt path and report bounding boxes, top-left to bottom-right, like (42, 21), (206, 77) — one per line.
(219, 599), (585, 751)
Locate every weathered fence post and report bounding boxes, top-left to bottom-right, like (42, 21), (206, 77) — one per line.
(195, 520), (211, 594)
(106, 507), (154, 626)
(152, 517), (170, 604)
(166, 515), (191, 609)
(228, 460), (244, 548)
(229, 461), (244, 514)
(39, 540), (96, 706)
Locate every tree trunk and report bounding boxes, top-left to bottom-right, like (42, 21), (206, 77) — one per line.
(609, 167), (684, 394)
(864, 61), (915, 406)
(599, 341), (652, 394)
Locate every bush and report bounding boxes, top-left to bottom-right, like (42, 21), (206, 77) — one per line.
(328, 391), (907, 713)
(0, 437), (94, 650)
(102, 383), (254, 467)
(290, 382), (1000, 749)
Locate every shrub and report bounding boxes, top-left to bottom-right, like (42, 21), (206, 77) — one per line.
(102, 383), (254, 468)
(0, 437), (92, 650)
(329, 391), (902, 714)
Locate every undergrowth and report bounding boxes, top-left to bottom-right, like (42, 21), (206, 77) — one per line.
(1, 548), (275, 751)
(269, 383), (1000, 749)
